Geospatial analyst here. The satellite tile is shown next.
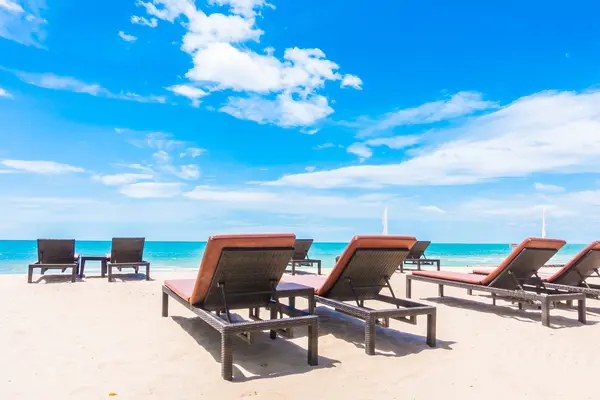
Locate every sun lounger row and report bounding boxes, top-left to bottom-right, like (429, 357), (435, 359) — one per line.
(27, 238), (150, 283)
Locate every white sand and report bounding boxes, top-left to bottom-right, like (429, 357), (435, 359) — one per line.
(1, 268), (599, 399)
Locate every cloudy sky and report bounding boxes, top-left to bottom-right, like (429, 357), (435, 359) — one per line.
(1, 0), (600, 242)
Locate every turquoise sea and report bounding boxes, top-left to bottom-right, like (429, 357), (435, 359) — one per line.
(0, 240), (588, 275)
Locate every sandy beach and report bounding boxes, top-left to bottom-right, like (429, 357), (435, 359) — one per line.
(2, 268), (599, 399)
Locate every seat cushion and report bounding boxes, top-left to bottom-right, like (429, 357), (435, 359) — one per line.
(164, 279), (196, 302)
(412, 270), (486, 284)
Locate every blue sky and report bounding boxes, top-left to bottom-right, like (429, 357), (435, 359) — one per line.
(1, 0), (600, 242)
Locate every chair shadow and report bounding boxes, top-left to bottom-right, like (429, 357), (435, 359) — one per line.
(422, 294), (595, 328)
(33, 274), (79, 284)
(171, 314), (340, 382)
(105, 273), (154, 282)
(294, 306), (454, 357)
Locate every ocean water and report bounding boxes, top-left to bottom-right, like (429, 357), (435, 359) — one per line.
(0, 240), (588, 275)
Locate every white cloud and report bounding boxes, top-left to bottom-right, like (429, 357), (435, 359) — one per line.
(419, 205), (446, 214)
(314, 143), (335, 150)
(180, 147), (205, 158)
(266, 90), (600, 189)
(1, 160), (84, 174)
(167, 84), (207, 107)
(304, 166), (315, 172)
(166, 164), (200, 180)
(346, 143), (372, 161)
(137, 0), (359, 127)
(119, 182), (183, 198)
(534, 182), (565, 193)
(131, 15), (158, 27)
(0, 0), (46, 47)
(13, 70), (165, 103)
(356, 91), (498, 137)
(93, 173), (153, 186)
(118, 31), (137, 42)
(341, 74), (362, 90)
(0, 87), (11, 97)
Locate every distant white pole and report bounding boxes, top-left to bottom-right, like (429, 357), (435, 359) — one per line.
(541, 207), (547, 238)
(382, 206), (388, 235)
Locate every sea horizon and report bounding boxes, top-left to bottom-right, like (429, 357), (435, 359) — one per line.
(0, 239), (587, 275)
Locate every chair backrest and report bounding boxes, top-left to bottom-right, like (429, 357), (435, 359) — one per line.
(292, 239), (313, 260)
(406, 240), (430, 260)
(482, 238), (566, 289)
(189, 234), (296, 308)
(37, 239), (76, 264)
(316, 235), (417, 298)
(111, 238), (145, 263)
(546, 241), (600, 286)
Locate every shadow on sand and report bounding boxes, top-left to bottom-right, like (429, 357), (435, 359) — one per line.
(172, 314), (340, 382)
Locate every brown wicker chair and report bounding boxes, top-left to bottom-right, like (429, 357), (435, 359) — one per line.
(399, 240), (441, 272)
(287, 238), (322, 275)
(105, 237), (150, 282)
(28, 239), (79, 283)
(161, 233), (319, 381)
(406, 238), (587, 327)
(283, 235), (437, 355)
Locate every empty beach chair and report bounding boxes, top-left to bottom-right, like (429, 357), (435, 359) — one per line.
(28, 239), (79, 283)
(161, 233), (318, 381)
(399, 240), (441, 273)
(406, 238), (586, 327)
(105, 237), (150, 282)
(283, 235), (436, 355)
(288, 238), (322, 275)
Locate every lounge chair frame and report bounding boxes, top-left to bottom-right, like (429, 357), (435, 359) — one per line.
(28, 239), (79, 283)
(313, 248), (436, 355)
(106, 238), (150, 282)
(288, 239), (322, 275)
(400, 241), (441, 273)
(161, 247), (318, 381)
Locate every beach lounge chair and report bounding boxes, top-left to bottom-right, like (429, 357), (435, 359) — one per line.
(472, 241), (600, 300)
(406, 238), (586, 327)
(283, 235), (437, 355)
(288, 238), (322, 275)
(28, 239), (79, 283)
(399, 240), (441, 273)
(105, 237), (150, 282)
(161, 233), (319, 381)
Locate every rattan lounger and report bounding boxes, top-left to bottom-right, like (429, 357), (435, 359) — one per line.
(406, 238), (586, 327)
(283, 235), (436, 355)
(399, 240), (441, 273)
(28, 239), (79, 283)
(105, 237), (150, 282)
(161, 233), (319, 381)
(288, 238), (322, 275)
(472, 241), (600, 300)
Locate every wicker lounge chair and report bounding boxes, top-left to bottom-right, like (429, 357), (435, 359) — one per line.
(28, 239), (79, 283)
(472, 241), (600, 300)
(399, 240), (441, 273)
(161, 233), (319, 381)
(288, 238), (322, 275)
(406, 238), (587, 327)
(283, 235), (436, 355)
(105, 237), (150, 282)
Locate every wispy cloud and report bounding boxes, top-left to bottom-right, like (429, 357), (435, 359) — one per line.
(12, 70), (166, 103)
(340, 74), (362, 90)
(119, 182), (183, 198)
(0, 0), (47, 47)
(534, 182), (565, 193)
(131, 15), (158, 27)
(93, 173), (153, 186)
(0, 87), (12, 97)
(167, 84), (207, 107)
(353, 92), (498, 138)
(1, 159), (84, 174)
(314, 143), (335, 150)
(347, 135), (422, 160)
(419, 205), (446, 214)
(118, 31), (137, 42)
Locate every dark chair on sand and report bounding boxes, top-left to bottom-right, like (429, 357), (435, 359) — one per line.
(28, 239), (79, 283)
(161, 233), (319, 381)
(472, 241), (600, 301)
(105, 237), (150, 282)
(399, 240), (441, 273)
(406, 238), (587, 327)
(288, 238), (322, 275)
(283, 235), (437, 355)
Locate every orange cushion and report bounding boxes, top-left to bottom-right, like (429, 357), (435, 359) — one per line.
(189, 233), (296, 305)
(480, 238), (565, 285)
(164, 279), (196, 302)
(316, 235), (417, 296)
(546, 240), (600, 282)
(412, 270), (487, 284)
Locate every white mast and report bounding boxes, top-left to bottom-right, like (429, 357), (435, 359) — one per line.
(541, 207), (547, 238)
(382, 206), (389, 235)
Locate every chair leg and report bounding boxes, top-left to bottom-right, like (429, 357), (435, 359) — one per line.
(108, 265), (113, 282)
(541, 298), (551, 327)
(364, 315), (376, 355)
(71, 266), (77, 283)
(162, 291), (169, 317)
(438, 284), (444, 297)
(220, 332), (233, 381)
(308, 320), (318, 366)
(405, 278), (412, 298)
(578, 297), (586, 324)
(27, 266), (33, 283)
(427, 311), (436, 347)
(146, 264), (150, 280)
(269, 305), (277, 339)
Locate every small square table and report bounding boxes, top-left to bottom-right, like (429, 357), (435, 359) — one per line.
(78, 255), (108, 278)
